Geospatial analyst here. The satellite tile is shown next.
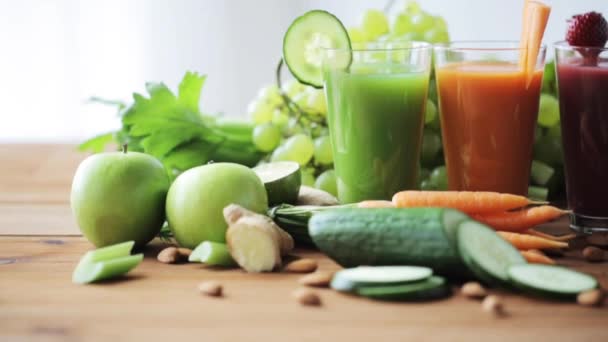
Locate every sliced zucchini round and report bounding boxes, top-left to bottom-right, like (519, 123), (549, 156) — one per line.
(508, 264), (598, 298)
(457, 220), (526, 286)
(253, 161), (301, 205)
(282, 10), (351, 88)
(356, 276), (451, 301)
(330, 266), (433, 292)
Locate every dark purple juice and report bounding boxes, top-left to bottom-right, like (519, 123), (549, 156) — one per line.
(557, 59), (608, 229)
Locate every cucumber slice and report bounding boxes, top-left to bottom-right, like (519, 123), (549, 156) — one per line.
(356, 276), (451, 301)
(508, 264), (598, 298)
(457, 220), (526, 286)
(282, 10), (351, 88)
(189, 241), (236, 267)
(72, 241), (143, 284)
(254, 162), (301, 205)
(330, 266), (433, 292)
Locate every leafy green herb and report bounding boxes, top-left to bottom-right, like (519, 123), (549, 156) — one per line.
(78, 132), (115, 153)
(157, 223), (174, 243)
(81, 71), (262, 175)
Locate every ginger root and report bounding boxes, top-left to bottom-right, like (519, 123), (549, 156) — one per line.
(223, 204), (294, 272)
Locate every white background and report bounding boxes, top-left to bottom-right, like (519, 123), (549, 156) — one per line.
(1, 0), (606, 142)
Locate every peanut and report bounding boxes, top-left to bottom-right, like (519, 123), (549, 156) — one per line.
(292, 288), (321, 306)
(577, 289), (604, 307)
(461, 281), (487, 299)
(482, 295), (505, 316)
(582, 246), (606, 262)
(198, 281), (223, 297)
(284, 258), (318, 273)
(299, 272), (334, 287)
(157, 247), (181, 264)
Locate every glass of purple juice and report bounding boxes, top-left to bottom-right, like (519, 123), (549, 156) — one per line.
(555, 42), (608, 233)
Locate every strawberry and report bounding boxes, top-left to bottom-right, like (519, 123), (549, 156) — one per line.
(566, 11), (608, 47)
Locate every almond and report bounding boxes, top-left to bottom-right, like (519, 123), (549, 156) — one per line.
(284, 258), (318, 273)
(299, 272), (334, 287)
(482, 295), (505, 317)
(177, 247), (192, 258)
(157, 247), (181, 264)
(292, 288), (321, 306)
(582, 246), (606, 262)
(577, 289), (604, 307)
(198, 281), (223, 297)
(461, 281), (487, 299)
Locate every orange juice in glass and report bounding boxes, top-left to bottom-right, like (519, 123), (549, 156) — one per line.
(434, 42), (546, 195)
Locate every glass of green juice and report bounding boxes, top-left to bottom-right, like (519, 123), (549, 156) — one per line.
(322, 41), (432, 203)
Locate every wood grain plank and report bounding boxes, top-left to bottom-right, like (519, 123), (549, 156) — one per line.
(0, 144), (85, 204)
(1, 144), (607, 341)
(0, 204), (78, 235)
(0, 236), (606, 341)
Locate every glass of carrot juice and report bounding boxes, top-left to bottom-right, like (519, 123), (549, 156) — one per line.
(434, 41), (546, 195)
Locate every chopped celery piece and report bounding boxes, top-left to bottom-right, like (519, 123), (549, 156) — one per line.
(189, 241), (236, 267)
(73, 241), (143, 284)
(531, 160), (554, 186)
(528, 186), (549, 201)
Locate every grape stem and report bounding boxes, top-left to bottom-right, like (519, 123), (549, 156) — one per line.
(383, 0), (397, 14)
(274, 58), (327, 131)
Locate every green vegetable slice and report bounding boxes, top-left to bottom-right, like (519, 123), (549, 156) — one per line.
(253, 162), (301, 205)
(331, 266), (433, 292)
(528, 185), (549, 201)
(457, 220), (526, 286)
(72, 241), (143, 284)
(508, 264), (598, 298)
(356, 276), (451, 301)
(530, 160), (554, 186)
(189, 241), (236, 267)
(283, 10), (351, 88)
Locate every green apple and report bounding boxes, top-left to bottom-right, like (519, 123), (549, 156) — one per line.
(166, 162), (268, 248)
(71, 148), (170, 247)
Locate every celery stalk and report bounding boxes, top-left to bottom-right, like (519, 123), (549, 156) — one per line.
(189, 241), (236, 267)
(72, 241), (143, 284)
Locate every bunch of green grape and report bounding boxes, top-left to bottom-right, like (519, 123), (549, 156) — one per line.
(348, 1), (449, 45)
(249, 79), (336, 195)
(249, 1), (564, 201)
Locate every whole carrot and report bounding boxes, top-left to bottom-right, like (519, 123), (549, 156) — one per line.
(497, 231), (568, 250)
(527, 229), (576, 242)
(392, 191), (543, 214)
(521, 250), (556, 265)
(472, 205), (568, 232)
(357, 200), (395, 209)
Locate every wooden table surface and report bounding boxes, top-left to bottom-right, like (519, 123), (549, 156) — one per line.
(1, 144), (607, 342)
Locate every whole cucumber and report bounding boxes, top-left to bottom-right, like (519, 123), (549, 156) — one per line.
(309, 208), (470, 276)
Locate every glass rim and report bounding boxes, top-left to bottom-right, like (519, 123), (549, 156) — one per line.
(322, 41), (432, 53)
(554, 41), (608, 51)
(434, 40), (547, 52)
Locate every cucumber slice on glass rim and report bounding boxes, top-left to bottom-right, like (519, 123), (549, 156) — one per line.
(282, 10), (352, 88)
